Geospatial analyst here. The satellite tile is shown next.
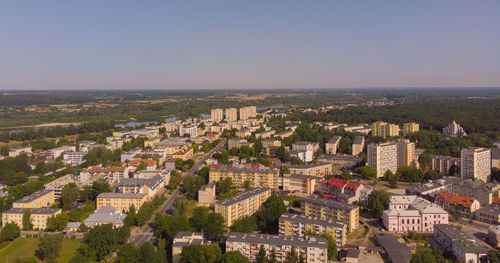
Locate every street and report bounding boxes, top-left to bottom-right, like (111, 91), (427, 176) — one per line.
(128, 138), (226, 247)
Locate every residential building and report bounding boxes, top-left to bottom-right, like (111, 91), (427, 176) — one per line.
(290, 149), (313, 163)
(405, 177), (461, 198)
(383, 195), (449, 233)
(127, 158), (157, 171)
(434, 224), (488, 263)
(211, 108), (224, 122)
(239, 106), (257, 120)
(225, 108), (238, 121)
(63, 151), (86, 165)
(492, 148), (500, 169)
(396, 139), (415, 167)
(172, 232), (205, 263)
(255, 130), (275, 139)
(13, 189), (55, 209)
(8, 146), (32, 157)
(461, 147), (491, 182)
(226, 232), (328, 263)
(279, 213), (347, 246)
(451, 179), (494, 206)
(44, 174), (77, 199)
(402, 122), (419, 136)
(352, 136), (364, 156)
(475, 204), (500, 224)
(235, 129), (252, 138)
(325, 136), (341, 155)
(198, 183), (216, 206)
(302, 195), (359, 233)
(228, 138), (253, 149)
(435, 191), (480, 218)
(443, 121), (467, 138)
(214, 188), (271, 226)
(292, 142), (320, 153)
(367, 142), (398, 177)
(79, 166), (129, 183)
(83, 205), (126, 228)
(117, 175), (165, 198)
(261, 139), (281, 147)
(179, 125), (197, 139)
(172, 146), (194, 160)
(318, 178), (372, 204)
(280, 174), (319, 194)
(46, 145), (76, 159)
(345, 249), (360, 263)
(289, 163), (333, 177)
(430, 155), (461, 175)
(376, 233), (412, 263)
(275, 130), (294, 139)
(371, 122), (399, 139)
(317, 155), (363, 170)
(209, 164), (280, 189)
(135, 169), (170, 182)
(96, 193), (147, 212)
(2, 208), (61, 230)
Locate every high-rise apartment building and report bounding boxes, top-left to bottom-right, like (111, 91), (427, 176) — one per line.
(403, 122), (420, 136)
(461, 147), (491, 182)
(211, 108), (224, 122)
(214, 187), (271, 226)
(371, 122), (399, 139)
(367, 142), (398, 177)
(352, 136), (365, 156)
(225, 108), (238, 122)
(396, 139), (415, 167)
(239, 106), (257, 120)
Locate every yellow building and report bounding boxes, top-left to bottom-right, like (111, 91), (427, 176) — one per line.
(209, 165), (279, 189)
(96, 193), (147, 212)
(2, 208), (61, 230)
(279, 213), (347, 246)
(214, 188), (271, 226)
(302, 195), (359, 233)
(13, 189), (55, 209)
(172, 146), (193, 160)
(144, 138), (161, 148)
(371, 122), (400, 139)
(402, 122), (419, 136)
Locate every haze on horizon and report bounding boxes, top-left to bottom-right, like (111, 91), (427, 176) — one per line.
(0, 1), (499, 90)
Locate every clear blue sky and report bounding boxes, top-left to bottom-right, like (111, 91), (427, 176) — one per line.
(1, 1), (499, 90)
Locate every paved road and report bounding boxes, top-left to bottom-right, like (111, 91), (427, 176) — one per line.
(129, 139), (226, 247)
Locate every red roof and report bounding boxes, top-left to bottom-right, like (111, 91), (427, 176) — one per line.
(493, 198), (500, 205)
(128, 159), (157, 166)
(324, 194), (337, 199)
(321, 177), (363, 191)
(436, 191), (476, 208)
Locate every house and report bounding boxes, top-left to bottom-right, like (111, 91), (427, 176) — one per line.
(318, 178), (372, 204)
(435, 191), (480, 218)
(127, 158), (157, 171)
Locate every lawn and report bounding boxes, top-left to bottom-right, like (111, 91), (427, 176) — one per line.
(0, 237), (81, 263)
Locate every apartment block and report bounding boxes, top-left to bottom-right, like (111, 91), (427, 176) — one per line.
(302, 195), (359, 233)
(289, 163), (333, 177)
(280, 174), (319, 194)
(371, 122), (399, 139)
(172, 232), (205, 263)
(239, 106), (257, 120)
(443, 121), (467, 138)
(279, 213), (347, 247)
(211, 108), (224, 122)
(402, 122), (419, 136)
(261, 139), (281, 148)
(209, 164), (280, 189)
(226, 232), (328, 263)
(461, 147), (491, 182)
(396, 139), (415, 167)
(44, 174), (77, 199)
(352, 136), (364, 156)
(434, 224), (487, 263)
(225, 108), (238, 122)
(214, 188), (271, 226)
(430, 155), (461, 175)
(63, 151), (86, 165)
(367, 142), (398, 177)
(228, 138), (253, 149)
(325, 136), (341, 155)
(2, 208), (61, 230)
(383, 195), (448, 233)
(198, 183), (216, 206)
(179, 126), (197, 139)
(117, 175), (165, 198)
(475, 204), (500, 224)
(13, 189), (55, 209)
(96, 192), (147, 212)
(292, 142), (320, 153)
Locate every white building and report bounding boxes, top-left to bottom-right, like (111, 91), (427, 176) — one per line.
(367, 142), (398, 177)
(461, 147), (491, 182)
(180, 126), (197, 139)
(442, 121), (467, 138)
(46, 146), (76, 159)
(434, 224), (487, 263)
(63, 151), (86, 165)
(290, 149), (313, 163)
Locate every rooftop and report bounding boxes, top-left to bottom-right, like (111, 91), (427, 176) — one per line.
(14, 189), (53, 204)
(227, 232), (327, 249)
(215, 188), (270, 207)
(97, 192), (146, 199)
(435, 191), (477, 208)
(280, 213), (346, 229)
(302, 195), (358, 212)
(327, 136), (341, 144)
(4, 207), (61, 215)
(353, 136), (364, 145)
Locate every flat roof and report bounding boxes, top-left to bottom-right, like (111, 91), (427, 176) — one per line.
(14, 189), (53, 204)
(302, 195), (358, 212)
(4, 207), (61, 215)
(97, 192), (146, 199)
(280, 213), (345, 229)
(215, 188), (270, 207)
(227, 232), (327, 249)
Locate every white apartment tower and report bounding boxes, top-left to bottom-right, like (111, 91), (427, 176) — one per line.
(225, 108), (238, 122)
(461, 147), (491, 182)
(211, 108), (224, 122)
(367, 142), (398, 177)
(239, 106), (257, 120)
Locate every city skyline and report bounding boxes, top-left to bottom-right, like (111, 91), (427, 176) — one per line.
(1, 1), (499, 90)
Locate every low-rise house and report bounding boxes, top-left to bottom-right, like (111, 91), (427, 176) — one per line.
(2, 208), (61, 230)
(475, 204), (500, 224)
(172, 232), (205, 263)
(96, 192), (147, 212)
(451, 179), (494, 206)
(434, 191), (480, 218)
(289, 163), (333, 177)
(279, 213), (347, 246)
(83, 205), (126, 228)
(383, 195), (448, 233)
(302, 195), (359, 233)
(198, 183), (216, 206)
(117, 175), (165, 198)
(127, 158), (157, 171)
(434, 224), (488, 263)
(13, 189), (55, 209)
(318, 178), (371, 204)
(376, 233), (412, 263)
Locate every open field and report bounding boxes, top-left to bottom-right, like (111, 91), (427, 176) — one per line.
(0, 237), (81, 263)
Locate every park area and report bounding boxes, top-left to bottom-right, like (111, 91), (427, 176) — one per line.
(0, 237), (81, 263)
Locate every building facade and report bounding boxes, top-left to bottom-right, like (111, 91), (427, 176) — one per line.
(434, 191), (480, 218)
(367, 142), (398, 177)
(211, 108), (224, 122)
(279, 213), (347, 246)
(225, 108), (238, 122)
(461, 147), (491, 182)
(289, 163), (333, 177)
(434, 224), (487, 263)
(325, 136), (341, 155)
(13, 189), (55, 209)
(402, 122), (419, 136)
(214, 188), (271, 226)
(209, 164), (280, 189)
(302, 195), (359, 233)
(352, 136), (364, 156)
(2, 208), (61, 230)
(96, 193), (147, 212)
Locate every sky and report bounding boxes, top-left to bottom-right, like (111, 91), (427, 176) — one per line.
(0, 1), (499, 90)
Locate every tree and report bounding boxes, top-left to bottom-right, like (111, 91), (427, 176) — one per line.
(355, 165), (376, 179)
(285, 246), (299, 263)
(154, 215), (191, 240)
(22, 209), (33, 230)
(199, 166), (210, 183)
(397, 166), (424, 183)
(139, 242), (159, 263)
(410, 248), (446, 263)
(180, 244), (222, 263)
(61, 183), (80, 210)
(268, 248), (278, 263)
(243, 180), (252, 189)
(116, 243), (139, 263)
(481, 250), (500, 263)
(0, 223), (20, 241)
(321, 233), (337, 261)
(175, 159), (184, 170)
(230, 216), (257, 233)
(173, 195), (189, 216)
(368, 190), (391, 219)
(256, 196), (287, 233)
(282, 165), (290, 174)
(82, 224), (129, 261)
(157, 238), (167, 263)
(35, 234), (63, 263)
(222, 251), (250, 263)
(90, 179), (111, 201)
(216, 177), (233, 198)
(189, 206), (209, 231)
(256, 245), (267, 263)
(136, 162), (148, 172)
(418, 154), (432, 171)
(124, 205), (137, 226)
(183, 175), (204, 200)
(169, 171), (182, 189)
(46, 213), (69, 231)
(204, 213), (225, 240)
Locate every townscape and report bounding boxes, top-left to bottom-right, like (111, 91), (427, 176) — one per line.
(0, 90), (500, 263)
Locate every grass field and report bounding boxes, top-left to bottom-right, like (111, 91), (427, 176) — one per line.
(0, 237), (81, 263)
